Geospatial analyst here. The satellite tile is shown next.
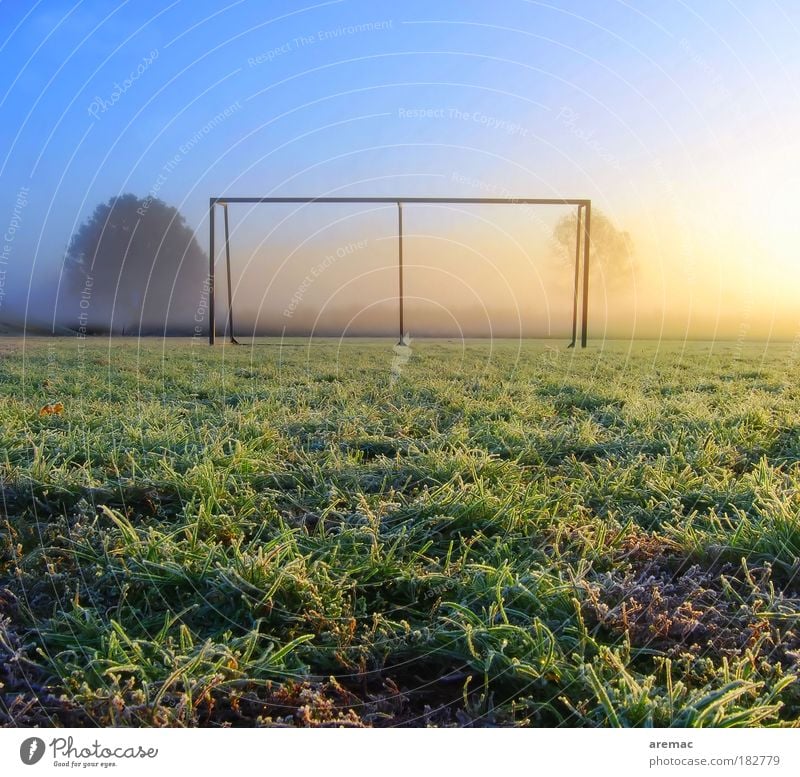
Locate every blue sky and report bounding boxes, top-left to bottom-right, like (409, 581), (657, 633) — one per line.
(1, 0), (798, 336)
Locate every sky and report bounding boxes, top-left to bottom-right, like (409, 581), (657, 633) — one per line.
(0, 0), (798, 340)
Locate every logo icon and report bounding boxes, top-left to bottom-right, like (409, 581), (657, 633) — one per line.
(20, 738), (45, 765)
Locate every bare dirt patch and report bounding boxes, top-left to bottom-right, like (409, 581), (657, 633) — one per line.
(582, 555), (800, 664)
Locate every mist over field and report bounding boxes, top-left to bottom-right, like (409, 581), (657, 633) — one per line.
(2, 200), (795, 341)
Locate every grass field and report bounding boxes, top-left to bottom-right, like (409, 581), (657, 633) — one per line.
(1, 337), (799, 727)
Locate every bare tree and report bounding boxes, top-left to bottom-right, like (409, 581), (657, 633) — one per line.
(552, 208), (634, 285)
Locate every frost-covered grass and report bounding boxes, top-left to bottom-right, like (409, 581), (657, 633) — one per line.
(1, 337), (799, 726)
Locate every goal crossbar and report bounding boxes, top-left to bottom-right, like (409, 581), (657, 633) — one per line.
(208, 196), (592, 346)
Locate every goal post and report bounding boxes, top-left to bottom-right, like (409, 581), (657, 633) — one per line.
(207, 196), (592, 346)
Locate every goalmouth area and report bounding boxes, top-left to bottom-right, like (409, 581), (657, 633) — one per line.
(208, 197), (592, 347)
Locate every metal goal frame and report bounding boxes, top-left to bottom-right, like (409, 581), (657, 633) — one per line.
(208, 196), (591, 346)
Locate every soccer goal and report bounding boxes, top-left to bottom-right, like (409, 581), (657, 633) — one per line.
(207, 196), (592, 346)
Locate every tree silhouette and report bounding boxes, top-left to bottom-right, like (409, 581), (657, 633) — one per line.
(64, 194), (207, 334)
(552, 208), (634, 285)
